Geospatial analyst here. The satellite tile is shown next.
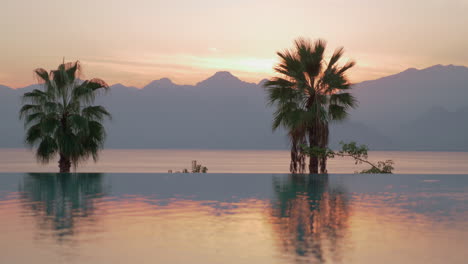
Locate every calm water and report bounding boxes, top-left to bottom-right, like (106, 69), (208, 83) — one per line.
(0, 173), (467, 264)
(1, 148), (468, 174)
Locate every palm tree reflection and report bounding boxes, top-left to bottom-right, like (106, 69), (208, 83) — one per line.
(19, 173), (107, 242)
(271, 175), (350, 263)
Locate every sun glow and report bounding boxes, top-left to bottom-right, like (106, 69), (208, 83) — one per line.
(81, 54), (276, 87)
(1, 0), (466, 88)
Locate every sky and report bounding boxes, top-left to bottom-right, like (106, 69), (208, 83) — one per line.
(1, 0), (467, 88)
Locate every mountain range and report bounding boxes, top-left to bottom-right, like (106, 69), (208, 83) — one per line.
(1, 64), (467, 151)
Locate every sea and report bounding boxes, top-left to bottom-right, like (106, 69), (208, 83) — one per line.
(0, 148), (467, 174)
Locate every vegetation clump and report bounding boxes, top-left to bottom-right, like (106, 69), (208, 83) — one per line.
(301, 141), (394, 174)
(169, 160), (208, 173)
(192, 164), (208, 173)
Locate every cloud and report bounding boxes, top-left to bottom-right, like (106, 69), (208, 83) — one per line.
(81, 53), (276, 87)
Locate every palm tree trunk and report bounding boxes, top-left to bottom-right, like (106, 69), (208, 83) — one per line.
(58, 115), (71, 173)
(309, 155), (319, 174)
(308, 130), (319, 174)
(320, 156), (327, 174)
(319, 124), (329, 174)
(59, 153), (71, 173)
(290, 131), (307, 174)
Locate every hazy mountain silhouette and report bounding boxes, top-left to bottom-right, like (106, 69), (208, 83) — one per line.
(351, 64), (468, 132)
(1, 65), (467, 151)
(395, 106), (468, 151)
(0, 85), (13, 92)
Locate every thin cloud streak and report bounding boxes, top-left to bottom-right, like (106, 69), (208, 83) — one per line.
(82, 54), (277, 87)
(1, 0), (467, 88)
(81, 52), (421, 88)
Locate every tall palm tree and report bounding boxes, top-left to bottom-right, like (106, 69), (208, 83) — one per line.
(19, 61), (111, 173)
(265, 38), (356, 174)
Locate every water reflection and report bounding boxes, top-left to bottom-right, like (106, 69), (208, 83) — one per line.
(271, 175), (350, 263)
(18, 173), (106, 242)
(0, 173), (466, 264)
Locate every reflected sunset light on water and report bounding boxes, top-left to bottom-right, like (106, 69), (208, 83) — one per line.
(1, 173), (467, 263)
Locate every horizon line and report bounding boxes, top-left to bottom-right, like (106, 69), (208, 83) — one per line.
(1, 63), (466, 90)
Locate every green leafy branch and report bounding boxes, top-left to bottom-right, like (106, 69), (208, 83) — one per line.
(301, 141), (394, 174)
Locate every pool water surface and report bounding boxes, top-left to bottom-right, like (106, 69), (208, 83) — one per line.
(0, 173), (467, 264)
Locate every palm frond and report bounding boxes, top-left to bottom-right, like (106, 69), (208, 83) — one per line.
(34, 68), (50, 84)
(72, 78), (109, 105)
(329, 93), (358, 109)
(328, 47), (344, 68)
(25, 124), (43, 146)
(338, 61), (356, 74)
(24, 112), (45, 126)
(22, 89), (49, 104)
(68, 114), (89, 134)
(82, 106), (111, 121)
(19, 104), (43, 119)
(36, 136), (58, 164)
(328, 104), (348, 121)
(40, 114), (60, 135)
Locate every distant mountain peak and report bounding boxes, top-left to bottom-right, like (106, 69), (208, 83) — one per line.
(422, 64), (468, 73)
(400, 64), (456, 75)
(197, 71), (242, 87)
(111, 83), (126, 88)
(212, 71), (236, 78)
(208, 71), (241, 82)
(359, 64), (468, 85)
(402, 67), (418, 73)
(258, 79), (269, 86)
(156, 77), (174, 85)
(110, 83), (138, 91)
(0, 84), (11, 90)
(145, 78), (175, 89)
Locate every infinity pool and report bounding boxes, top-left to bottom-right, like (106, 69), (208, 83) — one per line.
(0, 173), (467, 264)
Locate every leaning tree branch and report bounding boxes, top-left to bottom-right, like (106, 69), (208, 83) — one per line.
(334, 153), (382, 171)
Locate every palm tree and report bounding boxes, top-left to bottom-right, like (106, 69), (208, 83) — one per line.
(19, 61), (111, 173)
(265, 38), (356, 174)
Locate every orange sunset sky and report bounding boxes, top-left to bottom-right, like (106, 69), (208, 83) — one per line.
(1, 0), (467, 88)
